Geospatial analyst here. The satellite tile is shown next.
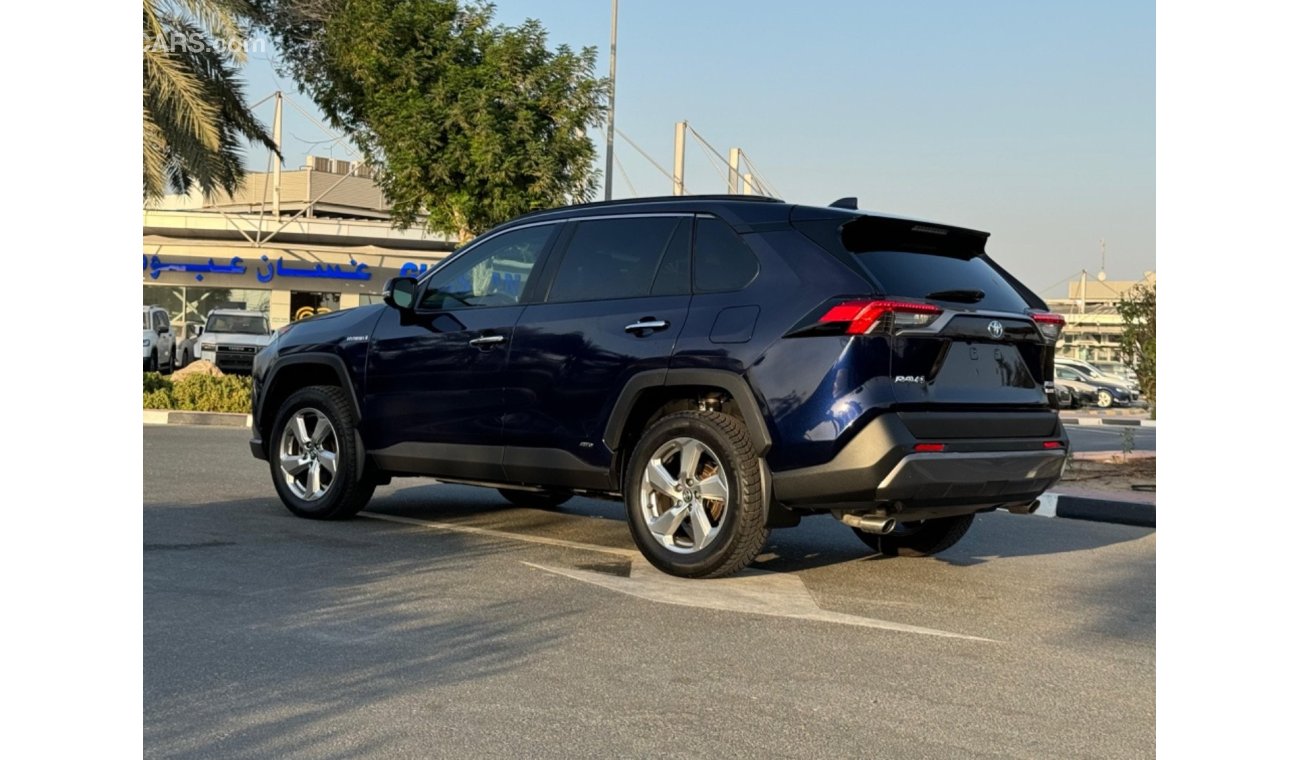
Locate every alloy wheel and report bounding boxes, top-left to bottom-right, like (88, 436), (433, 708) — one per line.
(639, 437), (729, 554)
(278, 407), (338, 501)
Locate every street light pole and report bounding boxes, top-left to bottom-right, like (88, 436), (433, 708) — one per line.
(603, 0), (618, 201)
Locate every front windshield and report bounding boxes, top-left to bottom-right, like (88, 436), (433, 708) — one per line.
(205, 314), (269, 335)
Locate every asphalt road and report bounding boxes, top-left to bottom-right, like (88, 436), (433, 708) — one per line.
(1064, 424), (1156, 452)
(145, 425), (1155, 759)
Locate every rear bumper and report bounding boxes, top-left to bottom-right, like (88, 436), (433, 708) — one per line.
(770, 411), (1066, 513)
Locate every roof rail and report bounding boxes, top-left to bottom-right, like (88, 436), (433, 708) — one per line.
(510, 193), (784, 222)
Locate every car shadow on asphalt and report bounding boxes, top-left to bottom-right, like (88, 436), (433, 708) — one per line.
(367, 482), (1153, 575)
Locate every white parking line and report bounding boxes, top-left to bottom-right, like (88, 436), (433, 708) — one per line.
(359, 510), (997, 642)
(525, 561), (998, 642)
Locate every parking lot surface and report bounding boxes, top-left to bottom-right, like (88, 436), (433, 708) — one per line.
(145, 425), (1155, 759)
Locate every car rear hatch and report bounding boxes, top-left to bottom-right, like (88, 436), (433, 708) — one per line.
(792, 209), (1065, 440)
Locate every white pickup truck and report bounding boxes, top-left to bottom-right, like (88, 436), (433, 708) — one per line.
(198, 309), (273, 374)
(143, 305), (176, 373)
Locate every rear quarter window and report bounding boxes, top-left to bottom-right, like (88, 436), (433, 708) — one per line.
(693, 217), (758, 292)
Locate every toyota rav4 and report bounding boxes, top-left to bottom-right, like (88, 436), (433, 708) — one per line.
(249, 196), (1068, 577)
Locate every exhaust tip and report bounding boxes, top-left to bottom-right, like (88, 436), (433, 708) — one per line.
(838, 513), (897, 534)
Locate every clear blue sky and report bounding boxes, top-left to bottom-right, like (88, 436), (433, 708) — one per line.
(239, 0), (1154, 296)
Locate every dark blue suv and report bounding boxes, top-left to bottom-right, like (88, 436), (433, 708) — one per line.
(249, 196), (1068, 577)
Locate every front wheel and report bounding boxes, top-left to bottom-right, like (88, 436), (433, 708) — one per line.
(498, 488), (573, 509)
(624, 410), (769, 578)
(852, 514), (975, 557)
(270, 385), (375, 520)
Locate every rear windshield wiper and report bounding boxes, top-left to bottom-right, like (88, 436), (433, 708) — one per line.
(925, 289), (985, 303)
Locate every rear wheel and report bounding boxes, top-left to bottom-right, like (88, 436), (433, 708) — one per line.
(1096, 389), (1114, 408)
(624, 410), (769, 578)
(147, 350), (158, 372)
(852, 514), (974, 557)
(498, 488), (573, 509)
(270, 385), (375, 520)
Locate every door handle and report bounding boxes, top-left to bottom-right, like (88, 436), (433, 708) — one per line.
(468, 334), (506, 347)
(624, 319), (669, 333)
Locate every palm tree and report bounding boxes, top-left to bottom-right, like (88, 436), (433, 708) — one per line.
(143, 0), (277, 200)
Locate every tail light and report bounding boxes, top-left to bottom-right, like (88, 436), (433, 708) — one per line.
(818, 300), (943, 335)
(1031, 312), (1066, 341)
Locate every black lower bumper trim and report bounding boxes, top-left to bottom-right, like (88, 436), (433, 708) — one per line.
(249, 436), (267, 461)
(770, 412), (1065, 509)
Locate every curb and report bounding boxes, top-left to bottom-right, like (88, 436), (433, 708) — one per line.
(1033, 492), (1155, 528)
(1062, 417), (1156, 428)
(144, 409), (252, 428)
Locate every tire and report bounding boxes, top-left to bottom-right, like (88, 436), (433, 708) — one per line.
(623, 410), (769, 578)
(269, 385), (375, 520)
(1096, 389), (1113, 409)
(852, 514), (975, 557)
(498, 488), (573, 509)
(180, 348), (191, 369)
(147, 350), (158, 373)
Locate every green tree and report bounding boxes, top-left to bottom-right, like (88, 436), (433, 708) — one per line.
(261, 0), (606, 241)
(1117, 282), (1156, 416)
(144, 0), (277, 200)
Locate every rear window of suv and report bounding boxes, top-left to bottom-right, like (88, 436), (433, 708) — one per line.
(794, 216), (1032, 312)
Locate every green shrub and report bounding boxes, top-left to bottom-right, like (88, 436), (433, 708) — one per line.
(142, 373), (252, 413)
(143, 372), (172, 393)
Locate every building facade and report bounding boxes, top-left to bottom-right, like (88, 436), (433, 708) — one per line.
(1044, 271), (1155, 363)
(143, 159), (457, 337)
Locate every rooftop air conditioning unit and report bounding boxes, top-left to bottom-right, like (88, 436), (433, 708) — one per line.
(311, 156), (332, 173)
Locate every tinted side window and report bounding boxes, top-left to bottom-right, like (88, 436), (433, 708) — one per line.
(693, 217), (758, 292)
(547, 217), (685, 302)
(152, 311), (167, 331)
(650, 219), (691, 296)
(420, 225), (554, 310)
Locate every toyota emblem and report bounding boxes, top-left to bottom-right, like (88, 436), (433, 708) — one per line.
(987, 320), (1005, 339)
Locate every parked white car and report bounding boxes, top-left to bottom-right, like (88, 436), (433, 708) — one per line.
(143, 305), (176, 373)
(1057, 357), (1138, 392)
(198, 309), (273, 374)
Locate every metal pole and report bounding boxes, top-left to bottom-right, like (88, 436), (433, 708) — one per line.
(603, 0), (618, 201)
(272, 91), (283, 216)
(673, 121), (686, 195)
(728, 148), (740, 194)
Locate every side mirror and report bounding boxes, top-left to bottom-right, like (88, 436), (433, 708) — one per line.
(159, 324), (170, 334)
(383, 277), (419, 311)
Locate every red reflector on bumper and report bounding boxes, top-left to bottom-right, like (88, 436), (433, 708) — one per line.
(1043, 441), (1063, 449)
(913, 443), (946, 452)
